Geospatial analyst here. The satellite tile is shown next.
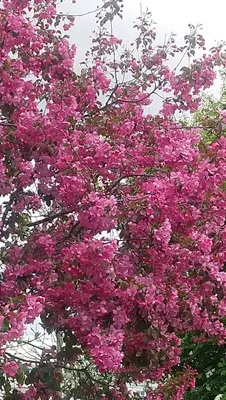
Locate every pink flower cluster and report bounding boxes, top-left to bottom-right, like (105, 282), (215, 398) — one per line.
(0, 0), (226, 398)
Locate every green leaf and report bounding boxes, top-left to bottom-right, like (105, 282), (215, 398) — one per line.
(20, 363), (30, 376)
(1, 319), (10, 333)
(16, 369), (24, 385)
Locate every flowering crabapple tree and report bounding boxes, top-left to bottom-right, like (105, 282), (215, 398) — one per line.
(1, 0), (226, 398)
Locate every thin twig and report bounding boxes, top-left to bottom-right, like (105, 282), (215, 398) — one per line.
(5, 351), (92, 372)
(110, 172), (161, 190)
(0, 122), (16, 128)
(99, 82), (160, 112)
(56, 4), (104, 19)
(5, 352), (40, 364)
(173, 48), (188, 72)
(27, 209), (75, 227)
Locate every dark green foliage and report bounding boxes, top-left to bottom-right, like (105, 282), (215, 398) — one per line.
(172, 333), (226, 400)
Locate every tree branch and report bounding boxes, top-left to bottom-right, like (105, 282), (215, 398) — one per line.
(27, 209), (75, 227)
(0, 121), (16, 128)
(5, 351), (40, 364)
(109, 173), (159, 191)
(1, 187), (22, 236)
(57, 4), (104, 19)
(5, 351), (93, 372)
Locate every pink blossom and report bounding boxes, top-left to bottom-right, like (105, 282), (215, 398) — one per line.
(2, 361), (19, 377)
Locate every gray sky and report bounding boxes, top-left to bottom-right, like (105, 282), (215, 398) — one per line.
(57, 0), (226, 97)
(60, 0), (226, 50)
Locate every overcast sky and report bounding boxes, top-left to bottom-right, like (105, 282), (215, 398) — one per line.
(57, 0), (226, 98)
(60, 0), (226, 51)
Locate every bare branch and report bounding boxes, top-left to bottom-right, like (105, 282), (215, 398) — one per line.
(57, 5), (104, 19)
(27, 209), (75, 227)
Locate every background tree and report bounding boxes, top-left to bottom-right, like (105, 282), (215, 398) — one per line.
(193, 73), (226, 143)
(173, 333), (226, 400)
